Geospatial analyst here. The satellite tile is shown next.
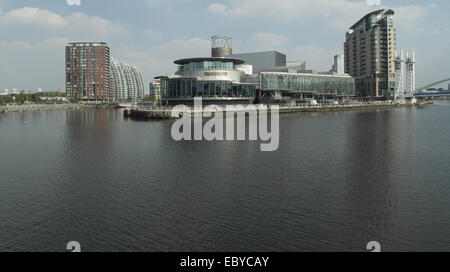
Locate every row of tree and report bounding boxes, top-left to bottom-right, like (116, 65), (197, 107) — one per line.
(0, 96), (14, 105)
(0, 92), (64, 105)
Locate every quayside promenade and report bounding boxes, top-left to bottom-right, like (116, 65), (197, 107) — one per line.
(124, 100), (433, 120)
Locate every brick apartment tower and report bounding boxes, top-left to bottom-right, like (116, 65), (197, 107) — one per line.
(66, 42), (111, 101)
(344, 9), (396, 98)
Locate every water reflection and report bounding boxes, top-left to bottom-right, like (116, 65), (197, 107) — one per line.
(1, 105), (450, 251)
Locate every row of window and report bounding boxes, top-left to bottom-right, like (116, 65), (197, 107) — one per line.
(260, 74), (355, 96)
(162, 79), (255, 98)
(178, 61), (236, 72)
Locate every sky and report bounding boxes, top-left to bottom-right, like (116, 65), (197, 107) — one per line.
(0, 0), (449, 92)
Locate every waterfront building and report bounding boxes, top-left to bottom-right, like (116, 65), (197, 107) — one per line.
(344, 9), (396, 97)
(157, 35), (256, 105)
(110, 58), (145, 100)
(159, 35), (355, 105)
(226, 51), (287, 74)
(258, 71), (355, 104)
(65, 42), (111, 101)
(160, 57), (257, 105)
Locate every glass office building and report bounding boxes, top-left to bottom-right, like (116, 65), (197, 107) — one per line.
(163, 79), (255, 98)
(177, 60), (235, 72)
(158, 44), (355, 105)
(259, 72), (355, 97)
(161, 57), (257, 105)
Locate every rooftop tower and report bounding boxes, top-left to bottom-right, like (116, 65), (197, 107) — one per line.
(211, 35), (232, 58)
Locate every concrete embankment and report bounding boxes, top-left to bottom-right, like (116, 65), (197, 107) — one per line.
(0, 104), (81, 113)
(124, 101), (428, 120)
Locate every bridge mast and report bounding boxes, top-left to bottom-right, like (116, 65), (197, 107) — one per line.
(405, 51), (416, 97)
(394, 50), (405, 100)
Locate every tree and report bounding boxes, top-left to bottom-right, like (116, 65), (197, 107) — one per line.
(0, 96), (12, 105)
(15, 92), (27, 105)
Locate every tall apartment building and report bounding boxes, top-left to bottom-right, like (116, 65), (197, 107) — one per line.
(66, 42), (111, 101)
(110, 58), (145, 101)
(344, 9), (396, 97)
(331, 54), (345, 75)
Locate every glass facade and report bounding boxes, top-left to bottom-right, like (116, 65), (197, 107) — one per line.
(178, 61), (235, 72)
(260, 73), (355, 96)
(161, 78), (255, 99)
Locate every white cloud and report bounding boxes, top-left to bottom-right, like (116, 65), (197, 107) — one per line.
(208, 0), (433, 31)
(208, 3), (227, 14)
(0, 7), (66, 28)
(208, 0), (372, 28)
(65, 12), (126, 40)
(0, 7), (126, 40)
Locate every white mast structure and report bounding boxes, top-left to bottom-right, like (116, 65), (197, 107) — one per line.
(394, 50), (405, 100)
(405, 51), (416, 98)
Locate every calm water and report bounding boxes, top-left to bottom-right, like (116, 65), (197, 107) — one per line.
(1, 102), (450, 252)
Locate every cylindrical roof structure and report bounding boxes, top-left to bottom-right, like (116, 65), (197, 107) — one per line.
(211, 35), (232, 58)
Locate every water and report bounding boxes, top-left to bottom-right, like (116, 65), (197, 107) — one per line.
(1, 102), (450, 252)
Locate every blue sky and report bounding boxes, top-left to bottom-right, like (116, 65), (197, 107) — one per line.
(0, 0), (449, 91)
